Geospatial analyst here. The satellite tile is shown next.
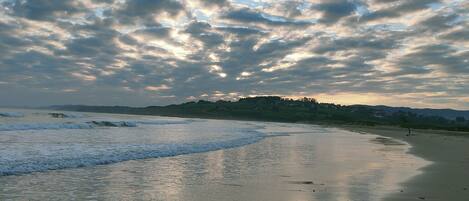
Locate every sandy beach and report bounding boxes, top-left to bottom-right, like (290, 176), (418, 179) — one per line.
(341, 125), (469, 201)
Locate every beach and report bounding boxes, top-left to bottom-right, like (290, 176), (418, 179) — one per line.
(2, 109), (468, 200)
(341, 125), (469, 201)
(0, 109), (431, 200)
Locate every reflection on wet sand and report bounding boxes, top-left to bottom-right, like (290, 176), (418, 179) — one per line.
(0, 123), (429, 201)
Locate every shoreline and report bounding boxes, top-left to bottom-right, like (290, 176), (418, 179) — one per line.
(338, 125), (469, 201)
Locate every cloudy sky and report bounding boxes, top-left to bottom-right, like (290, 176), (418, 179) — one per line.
(0, 0), (468, 109)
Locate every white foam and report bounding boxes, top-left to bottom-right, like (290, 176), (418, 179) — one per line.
(88, 121), (138, 127)
(48, 112), (84, 118)
(0, 119), (192, 132)
(0, 129), (265, 176)
(0, 122), (94, 131)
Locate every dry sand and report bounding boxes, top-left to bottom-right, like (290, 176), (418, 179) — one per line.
(340, 125), (469, 201)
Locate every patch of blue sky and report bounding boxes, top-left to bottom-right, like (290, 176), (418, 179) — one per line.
(213, 24), (268, 33)
(261, 12), (317, 24)
(193, 9), (211, 22)
(355, 3), (370, 17)
(232, 0), (267, 9)
(365, 23), (408, 32)
(428, 2), (445, 10)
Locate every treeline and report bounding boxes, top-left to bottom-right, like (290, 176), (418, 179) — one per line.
(51, 96), (469, 132)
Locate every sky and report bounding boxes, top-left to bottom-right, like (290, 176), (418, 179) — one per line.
(0, 0), (468, 109)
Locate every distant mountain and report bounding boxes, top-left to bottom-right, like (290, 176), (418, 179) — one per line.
(356, 105), (469, 120)
(49, 96), (469, 132)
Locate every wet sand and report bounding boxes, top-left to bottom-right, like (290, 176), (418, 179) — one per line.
(341, 125), (469, 201)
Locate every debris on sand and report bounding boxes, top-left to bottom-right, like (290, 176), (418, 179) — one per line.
(287, 181), (314, 185)
(221, 183), (242, 187)
(370, 137), (406, 145)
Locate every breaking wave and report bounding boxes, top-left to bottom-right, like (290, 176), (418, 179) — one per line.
(48, 112), (84, 118)
(0, 112), (24, 118)
(0, 129), (265, 176)
(0, 119), (195, 132)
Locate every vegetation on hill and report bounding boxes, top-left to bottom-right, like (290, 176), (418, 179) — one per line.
(51, 96), (469, 132)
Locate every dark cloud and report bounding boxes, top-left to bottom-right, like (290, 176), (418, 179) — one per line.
(92, 0), (115, 3)
(60, 36), (118, 58)
(389, 0), (441, 13)
(199, 0), (230, 8)
(417, 13), (460, 33)
(397, 44), (469, 73)
(119, 0), (183, 16)
(358, 9), (399, 22)
(372, 0), (400, 3)
(256, 38), (312, 56)
(385, 66), (433, 77)
(0, 23), (29, 51)
(360, 0), (441, 22)
(313, 35), (398, 54)
(116, 0), (184, 24)
(184, 21), (225, 48)
(185, 21), (212, 34)
(440, 28), (469, 42)
(133, 26), (172, 38)
(4, 0), (85, 21)
(216, 26), (265, 36)
(222, 8), (313, 26)
(313, 0), (358, 24)
(55, 18), (121, 60)
(0, 49), (86, 90)
(267, 1), (305, 18)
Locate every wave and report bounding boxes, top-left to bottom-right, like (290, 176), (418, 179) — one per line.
(0, 119), (194, 132)
(0, 112), (24, 118)
(48, 112), (84, 118)
(0, 129), (265, 176)
(88, 121), (137, 127)
(0, 122), (95, 131)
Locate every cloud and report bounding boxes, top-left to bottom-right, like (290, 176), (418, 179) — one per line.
(132, 26), (172, 39)
(417, 13), (460, 33)
(0, 0), (467, 109)
(440, 28), (469, 42)
(144, 85), (170, 91)
(396, 44), (469, 74)
(221, 8), (313, 27)
(3, 0), (86, 21)
(313, 35), (398, 54)
(199, 0), (230, 8)
(115, 0), (185, 24)
(184, 21), (225, 48)
(360, 0), (441, 22)
(216, 26), (265, 36)
(313, 0), (358, 24)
